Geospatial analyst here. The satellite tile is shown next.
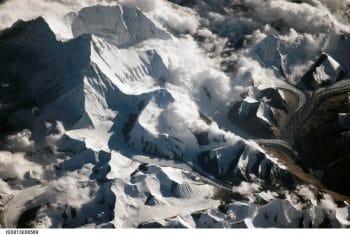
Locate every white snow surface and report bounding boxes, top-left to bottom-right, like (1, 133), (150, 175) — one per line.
(0, 0), (349, 228)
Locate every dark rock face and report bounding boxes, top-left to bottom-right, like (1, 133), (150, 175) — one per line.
(122, 113), (138, 142)
(194, 132), (210, 146)
(17, 205), (42, 228)
(137, 220), (188, 228)
(137, 221), (164, 228)
(338, 113), (350, 130)
(0, 17), (91, 135)
(167, 0), (197, 8)
(226, 49), (350, 197)
(258, 88), (288, 113)
(299, 53), (346, 90)
(197, 143), (296, 189)
(228, 86), (290, 139)
(197, 150), (220, 178)
(284, 80), (350, 196)
(228, 97), (277, 139)
(306, 107), (350, 196)
(323, 158), (350, 196)
(237, 98), (260, 120)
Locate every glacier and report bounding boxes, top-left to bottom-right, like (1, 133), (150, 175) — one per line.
(0, 0), (350, 228)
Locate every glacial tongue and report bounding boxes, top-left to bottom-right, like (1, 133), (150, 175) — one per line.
(0, 1), (349, 228)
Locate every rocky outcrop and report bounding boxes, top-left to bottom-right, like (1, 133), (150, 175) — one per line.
(299, 53), (346, 90)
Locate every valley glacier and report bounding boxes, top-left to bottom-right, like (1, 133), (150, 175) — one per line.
(0, 0), (350, 228)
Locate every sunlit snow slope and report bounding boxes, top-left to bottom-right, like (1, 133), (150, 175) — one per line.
(0, 0), (350, 228)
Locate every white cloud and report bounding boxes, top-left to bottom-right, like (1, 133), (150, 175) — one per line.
(0, 151), (43, 182)
(5, 129), (34, 152)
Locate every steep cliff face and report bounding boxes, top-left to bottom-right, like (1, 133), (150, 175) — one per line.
(0, 0), (349, 228)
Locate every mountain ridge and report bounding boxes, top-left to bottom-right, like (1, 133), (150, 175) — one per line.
(0, 0), (350, 228)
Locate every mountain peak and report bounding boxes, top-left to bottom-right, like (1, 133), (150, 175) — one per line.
(0, 0), (350, 229)
(71, 4), (170, 47)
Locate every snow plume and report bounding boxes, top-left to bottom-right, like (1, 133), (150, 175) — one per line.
(0, 0), (349, 35)
(5, 129), (35, 152)
(152, 1), (199, 34)
(3, 121), (65, 152)
(232, 181), (261, 202)
(241, 0), (344, 33)
(42, 121), (66, 149)
(0, 122), (64, 189)
(119, 0), (200, 33)
(240, 0), (350, 33)
(51, 164), (99, 208)
(0, 0), (350, 228)
(0, 151), (43, 188)
(176, 0), (350, 90)
(118, 0), (158, 12)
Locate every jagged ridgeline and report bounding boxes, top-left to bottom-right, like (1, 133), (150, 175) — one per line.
(0, 0), (349, 229)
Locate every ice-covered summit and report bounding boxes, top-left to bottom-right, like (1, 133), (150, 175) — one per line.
(0, 0), (350, 229)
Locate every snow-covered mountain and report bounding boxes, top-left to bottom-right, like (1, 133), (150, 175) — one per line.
(0, 0), (350, 228)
